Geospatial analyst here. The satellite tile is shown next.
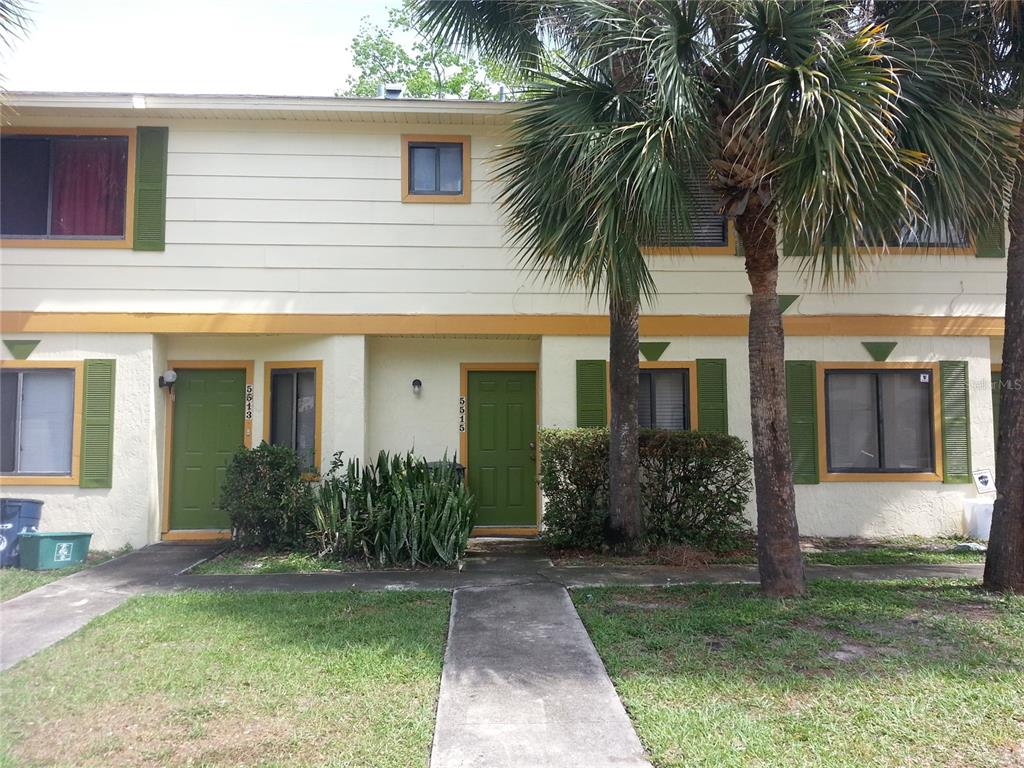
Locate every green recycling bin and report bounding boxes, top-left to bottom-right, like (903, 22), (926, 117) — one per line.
(17, 532), (92, 570)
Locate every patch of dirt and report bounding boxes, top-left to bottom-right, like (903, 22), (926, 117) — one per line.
(12, 694), (319, 768)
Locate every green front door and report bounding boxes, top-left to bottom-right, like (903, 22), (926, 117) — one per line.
(169, 369), (246, 530)
(467, 370), (537, 527)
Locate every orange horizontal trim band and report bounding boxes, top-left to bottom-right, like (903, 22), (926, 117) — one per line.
(0, 312), (1005, 337)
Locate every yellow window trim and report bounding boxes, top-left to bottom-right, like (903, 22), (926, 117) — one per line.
(816, 361), (944, 483)
(0, 360), (84, 486)
(401, 134), (471, 204)
(262, 360), (324, 477)
(0, 127), (137, 250)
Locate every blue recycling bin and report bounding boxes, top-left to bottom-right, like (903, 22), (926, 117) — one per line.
(0, 498), (44, 568)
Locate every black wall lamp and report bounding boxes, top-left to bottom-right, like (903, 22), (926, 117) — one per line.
(158, 369), (178, 393)
(412, 378), (423, 395)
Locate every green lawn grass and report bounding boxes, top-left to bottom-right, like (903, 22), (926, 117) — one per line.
(574, 580), (1024, 768)
(0, 550), (120, 602)
(189, 548), (364, 575)
(0, 591), (450, 768)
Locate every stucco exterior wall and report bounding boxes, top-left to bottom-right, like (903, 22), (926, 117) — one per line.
(367, 337), (540, 461)
(540, 333), (996, 538)
(0, 333), (161, 550)
(162, 334), (367, 474)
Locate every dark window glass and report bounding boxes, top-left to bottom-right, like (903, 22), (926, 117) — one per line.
(825, 369), (934, 473)
(1, 137), (51, 236)
(269, 368), (317, 472)
(868, 220), (967, 248)
(408, 142), (463, 195)
(638, 369), (690, 430)
(0, 135), (128, 238)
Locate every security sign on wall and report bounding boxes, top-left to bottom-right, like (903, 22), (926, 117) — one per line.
(972, 469), (996, 495)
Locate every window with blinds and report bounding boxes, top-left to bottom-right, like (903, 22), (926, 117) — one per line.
(825, 369), (935, 473)
(638, 369), (691, 430)
(269, 368), (317, 472)
(647, 183), (728, 248)
(867, 220), (967, 248)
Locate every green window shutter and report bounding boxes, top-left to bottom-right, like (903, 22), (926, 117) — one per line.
(576, 360), (607, 427)
(940, 361), (971, 483)
(786, 360), (819, 484)
(133, 126), (169, 251)
(80, 359), (116, 488)
(696, 359), (728, 433)
(975, 218), (1006, 258)
(992, 370), (1002, 443)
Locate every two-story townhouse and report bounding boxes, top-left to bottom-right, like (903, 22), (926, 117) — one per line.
(0, 92), (1007, 550)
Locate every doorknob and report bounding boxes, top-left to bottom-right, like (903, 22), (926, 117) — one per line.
(528, 442), (536, 450)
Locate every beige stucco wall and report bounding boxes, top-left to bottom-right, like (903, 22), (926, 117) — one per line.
(541, 333), (997, 538)
(367, 336), (540, 462)
(162, 334), (367, 474)
(0, 333), (161, 550)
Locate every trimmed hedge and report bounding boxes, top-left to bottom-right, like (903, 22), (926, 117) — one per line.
(539, 428), (752, 552)
(221, 442), (314, 550)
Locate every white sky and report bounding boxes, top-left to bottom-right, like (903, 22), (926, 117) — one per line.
(1, 0), (394, 96)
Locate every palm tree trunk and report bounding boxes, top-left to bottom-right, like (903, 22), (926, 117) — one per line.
(607, 295), (644, 549)
(984, 120), (1024, 593)
(736, 202), (806, 597)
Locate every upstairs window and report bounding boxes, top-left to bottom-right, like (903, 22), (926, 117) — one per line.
(268, 367), (318, 473)
(646, 182), (729, 250)
(638, 368), (691, 430)
(866, 220), (967, 250)
(825, 369), (935, 473)
(1, 134), (130, 239)
(401, 136), (470, 203)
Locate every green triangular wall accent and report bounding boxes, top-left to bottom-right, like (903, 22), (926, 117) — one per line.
(639, 342), (670, 361)
(862, 341), (898, 362)
(3, 340), (40, 360)
(778, 295), (800, 313)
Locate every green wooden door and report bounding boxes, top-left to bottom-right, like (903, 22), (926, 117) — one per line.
(169, 369), (246, 530)
(467, 370), (537, 527)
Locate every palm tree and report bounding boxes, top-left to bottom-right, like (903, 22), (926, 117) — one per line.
(983, 0), (1024, 592)
(416, 0), (1015, 595)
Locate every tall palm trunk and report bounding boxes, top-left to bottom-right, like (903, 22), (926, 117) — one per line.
(984, 120), (1024, 593)
(736, 202), (806, 597)
(607, 295), (644, 548)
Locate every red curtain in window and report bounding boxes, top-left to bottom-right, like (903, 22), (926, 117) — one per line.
(50, 139), (128, 237)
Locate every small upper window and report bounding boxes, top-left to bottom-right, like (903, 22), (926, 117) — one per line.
(825, 369), (935, 473)
(1, 134), (129, 239)
(269, 367), (317, 473)
(647, 182), (728, 249)
(408, 142), (463, 195)
(638, 369), (691, 430)
(867, 220), (967, 249)
(1, 368), (76, 476)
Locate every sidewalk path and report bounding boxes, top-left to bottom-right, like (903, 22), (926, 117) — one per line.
(0, 542), (220, 671)
(429, 550), (651, 768)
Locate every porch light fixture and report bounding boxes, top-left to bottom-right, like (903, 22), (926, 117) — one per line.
(158, 369), (177, 392)
(412, 378), (423, 395)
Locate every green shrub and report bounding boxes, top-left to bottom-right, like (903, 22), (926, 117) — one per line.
(220, 443), (314, 550)
(313, 451), (474, 567)
(538, 428), (753, 552)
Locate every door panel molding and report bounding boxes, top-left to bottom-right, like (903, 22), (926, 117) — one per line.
(460, 363), (540, 532)
(161, 360), (254, 537)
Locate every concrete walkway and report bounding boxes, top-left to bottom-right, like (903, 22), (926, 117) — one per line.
(0, 542), (221, 671)
(430, 548), (651, 768)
